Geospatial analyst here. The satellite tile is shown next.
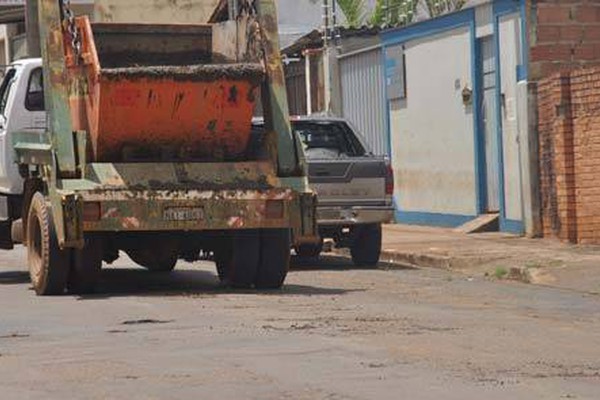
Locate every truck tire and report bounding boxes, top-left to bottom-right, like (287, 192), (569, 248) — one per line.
(129, 251), (178, 272)
(67, 236), (103, 294)
(350, 224), (382, 267)
(214, 230), (260, 288)
(26, 192), (70, 296)
(255, 229), (291, 289)
(127, 237), (178, 272)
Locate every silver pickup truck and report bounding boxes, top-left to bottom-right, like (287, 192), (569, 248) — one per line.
(254, 116), (394, 266)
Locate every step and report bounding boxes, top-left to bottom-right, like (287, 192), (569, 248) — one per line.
(454, 213), (500, 234)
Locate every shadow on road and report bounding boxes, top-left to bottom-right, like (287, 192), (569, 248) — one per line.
(291, 254), (415, 272)
(0, 271), (30, 285)
(76, 266), (360, 301)
(0, 253), (402, 299)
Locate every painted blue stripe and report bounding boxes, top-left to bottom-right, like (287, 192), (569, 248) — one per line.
(493, 9), (508, 229)
(395, 211), (476, 228)
(493, 0), (527, 235)
(501, 219), (525, 234)
(382, 8), (475, 46)
(519, 0), (529, 81)
(516, 64), (527, 81)
(493, 0), (520, 16)
(381, 47), (393, 157)
(471, 19), (485, 215)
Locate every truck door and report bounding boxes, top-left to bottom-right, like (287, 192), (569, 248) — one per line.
(0, 68), (19, 195)
(0, 66), (45, 196)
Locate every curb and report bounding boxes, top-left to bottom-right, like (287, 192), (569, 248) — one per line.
(329, 248), (533, 284)
(330, 248), (453, 270)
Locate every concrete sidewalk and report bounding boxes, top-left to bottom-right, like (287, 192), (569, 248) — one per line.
(343, 224), (600, 294)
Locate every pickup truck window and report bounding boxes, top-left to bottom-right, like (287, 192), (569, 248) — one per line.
(0, 68), (16, 117)
(293, 121), (366, 159)
(25, 68), (45, 111)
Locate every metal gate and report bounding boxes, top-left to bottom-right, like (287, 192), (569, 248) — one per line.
(339, 46), (388, 155)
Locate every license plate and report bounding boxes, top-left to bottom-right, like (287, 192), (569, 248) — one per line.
(163, 207), (205, 221)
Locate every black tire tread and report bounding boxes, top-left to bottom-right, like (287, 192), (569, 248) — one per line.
(67, 236), (103, 294)
(255, 229), (291, 289)
(350, 224), (382, 267)
(26, 192), (70, 296)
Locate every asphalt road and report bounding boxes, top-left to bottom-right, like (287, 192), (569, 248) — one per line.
(0, 247), (599, 400)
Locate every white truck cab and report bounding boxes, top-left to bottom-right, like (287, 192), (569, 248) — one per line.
(0, 58), (44, 248)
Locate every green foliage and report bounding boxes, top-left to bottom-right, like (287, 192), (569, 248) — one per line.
(424, 0), (467, 17)
(370, 0), (418, 27)
(337, 0), (367, 28)
(494, 267), (509, 279)
(369, 0), (467, 28)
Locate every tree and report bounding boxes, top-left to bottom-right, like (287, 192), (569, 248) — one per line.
(369, 0), (466, 28)
(424, 0), (467, 17)
(336, 0), (367, 28)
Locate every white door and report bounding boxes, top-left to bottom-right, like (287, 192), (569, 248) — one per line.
(498, 12), (523, 224)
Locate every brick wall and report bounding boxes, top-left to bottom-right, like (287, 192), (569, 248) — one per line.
(530, 0), (600, 81)
(538, 67), (600, 244)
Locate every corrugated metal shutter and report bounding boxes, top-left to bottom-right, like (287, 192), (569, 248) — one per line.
(284, 61), (307, 116)
(339, 47), (388, 155)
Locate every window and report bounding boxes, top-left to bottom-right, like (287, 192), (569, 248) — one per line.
(25, 68), (45, 112)
(0, 68), (16, 117)
(292, 121), (366, 159)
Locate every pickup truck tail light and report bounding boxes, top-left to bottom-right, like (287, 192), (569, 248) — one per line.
(385, 163), (394, 196)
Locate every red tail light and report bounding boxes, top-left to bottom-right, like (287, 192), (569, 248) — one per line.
(385, 162), (394, 196)
(83, 202), (102, 222)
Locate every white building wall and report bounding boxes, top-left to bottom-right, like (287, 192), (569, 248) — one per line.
(390, 27), (477, 217)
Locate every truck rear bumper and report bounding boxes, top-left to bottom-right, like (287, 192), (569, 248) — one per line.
(78, 189), (298, 232)
(317, 206), (394, 226)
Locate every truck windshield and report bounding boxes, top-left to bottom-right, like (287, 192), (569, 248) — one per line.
(293, 121), (366, 159)
(0, 68), (16, 117)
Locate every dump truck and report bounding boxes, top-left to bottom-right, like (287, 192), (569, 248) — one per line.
(0, 0), (316, 295)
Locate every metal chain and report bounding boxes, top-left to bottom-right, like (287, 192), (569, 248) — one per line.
(61, 0), (82, 62)
(242, 0), (264, 62)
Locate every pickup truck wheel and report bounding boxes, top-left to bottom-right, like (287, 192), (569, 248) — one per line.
(26, 192), (70, 296)
(214, 230), (260, 288)
(67, 236), (103, 294)
(255, 229), (291, 289)
(350, 224), (382, 267)
(295, 242), (323, 259)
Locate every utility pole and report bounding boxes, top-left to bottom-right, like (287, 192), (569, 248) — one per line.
(25, 0), (41, 58)
(322, 0), (331, 113)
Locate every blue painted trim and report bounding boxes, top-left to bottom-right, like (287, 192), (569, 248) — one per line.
(494, 0), (528, 82)
(519, 0), (529, 81)
(501, 219), (525, 234)
(471, 20), (485, 215)
(381, 47), (393, 157)
(493, 0), (526, 236)
(493, 0), (520, 16)
(516, 65), (527, 81)
(382, 8), (475, 46)
(395, 211), (476, 228)
(493, 7), (508, 231)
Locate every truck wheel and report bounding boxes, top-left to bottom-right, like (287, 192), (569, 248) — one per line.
(67, 236), (103, 294)
(255, 229), (291, 289)
(127, 237), (179, 272)
(214, 230), (260, 288)
(350, 224), (382, 267)
(295, 242), (323, 259)
(26, 192), (70, 296)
